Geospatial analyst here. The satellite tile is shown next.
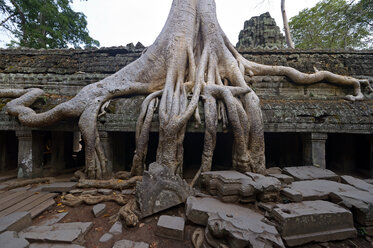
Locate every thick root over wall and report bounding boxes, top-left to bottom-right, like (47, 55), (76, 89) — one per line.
(0, 0), (371, 180)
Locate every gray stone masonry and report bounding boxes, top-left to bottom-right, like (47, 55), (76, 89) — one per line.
(92, 204), (106, 218)
(0, 211), (32, 233)
(38, 212), (68, 226)
(185, 196), (253, 226)
(113, 239), (149, 248)
(41, 182), (77, 193)
(341, 175), (373, 192)
(136, 162), (192, 218)
(99, 233), (113, 243)
(156, 215), (185, 241)
(0, 231), (29, 248)
(283, 166), (339, 181)
(303, 133), (328, 169)
(205, 212), (285, 248)
(269, 173), (294, 184)
(271, 200), (357, 247)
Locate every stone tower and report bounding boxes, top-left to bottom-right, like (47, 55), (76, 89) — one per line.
(236, 12), (285, 49)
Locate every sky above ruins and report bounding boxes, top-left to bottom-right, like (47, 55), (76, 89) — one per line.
(0, 0), (320, 48)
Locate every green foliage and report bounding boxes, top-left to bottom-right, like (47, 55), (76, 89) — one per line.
(289, 0), (372, 49)
(0, 0), (99, 49)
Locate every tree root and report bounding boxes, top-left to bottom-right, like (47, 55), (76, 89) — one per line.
(5, 177), (53, 190)
(192, 228), (205, 248)
(115, 171), (132, 180)
(77, 176), (142, 190)
(61, 193), (129, 207)
(119, 197), (139, 227)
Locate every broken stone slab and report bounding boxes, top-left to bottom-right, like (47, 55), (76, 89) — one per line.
(0, 231), (29, 248)
(204, 212), (285, 248)
(98, 188), (113, 195)
(0, 211), (32, 233)
(113, 239), (149, 248)
(99, 233), (113, 243)
(92, 203), (106, 217)
(201, 171), (281, 203)
(38, 212), (68, 226)
(185, 196), (253, 226)
(202, 171), (256, 202)
(20, 222), (92, 245)
(365, 179), (373, 185)
(41, 182), (77, 193)
(29, 244), (85, 248)
(329, 190), (373, 226)
(341, 175), (373, 192)
(136, 162), (192, 218)
(269, 173), (294, 184)
(283, 179), (359, 201)
(109, 221), (123, 235)
(20, 229), (83, 243)
(283, 166), (339, 181)
(281, 188), (303, 202)
(156, 215), (184, 241)
(271, 200), (357, 247)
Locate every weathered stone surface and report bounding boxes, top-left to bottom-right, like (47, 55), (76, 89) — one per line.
(365, 179), (373, 185)
(136, 162), (192, 218)
(201, 171), (281, 203)
(236, 12), (285, 49)
(156, 215), (184, 241)
(41, 182), (77, 193)
(38, 212), (68, 226)
(20, 229), (82, 243)
(341, 175), (373, 192)
(281, 188), (303, 202)
(98, 188), (113, 195)
(202, 171), (256, 203)
(69, 189), (83, 194)
(109, 221), (123, 235)
(122, 189), (135, 195)
(284, 180), (358, 201)
(0, 211), (31, 233)
(0, 231), (29, 248)
(185, 196), (253, 226)
(29, 243), (84, 248)
(330, 190), (373, 226)
(269, 173), (294, 184)
(271, 200), (357, 246)
(204, 212), (285, 248)
(92, 203), (106, 217)
(283, 166), (339, 181)
(113, 239), (149, 248)
(99, 233), (113, 242)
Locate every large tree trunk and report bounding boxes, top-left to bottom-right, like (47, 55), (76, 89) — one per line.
(281, 0), (295, 49)
(1, 0), (369, 180)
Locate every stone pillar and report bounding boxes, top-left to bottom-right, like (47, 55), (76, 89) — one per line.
(303, 133), (328, 169)
(50, 132), (73, 173)
(16, 130), (43, 178)
(99, 131), (113, 175)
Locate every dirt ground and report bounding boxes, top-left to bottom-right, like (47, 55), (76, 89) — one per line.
(31, 193), (373, 248)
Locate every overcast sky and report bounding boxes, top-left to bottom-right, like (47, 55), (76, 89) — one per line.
(0, 0), (320, 48)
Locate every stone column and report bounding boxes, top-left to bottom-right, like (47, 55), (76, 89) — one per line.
(16, 130), (43, 178)
(303, 133), (328, 169)
(99, 131), (113, 175)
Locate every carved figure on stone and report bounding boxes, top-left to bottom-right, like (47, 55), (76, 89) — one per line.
(0, 0), (371, 180)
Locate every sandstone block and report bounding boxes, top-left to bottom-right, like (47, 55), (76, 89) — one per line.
(0, 211), (32, 233)
(0, 231), (29, 248)
(271, 200), (356, 246)
(156, 215), (184, 241)
(283, 166), (339, 181)
(92, 203), (106, 217)
(113, 239), (149, 248)
(41, 182), (77, 193)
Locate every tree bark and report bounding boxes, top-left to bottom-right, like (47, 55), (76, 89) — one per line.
(281, 0), (295, 49)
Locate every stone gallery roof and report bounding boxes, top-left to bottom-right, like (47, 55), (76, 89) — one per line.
(0, 47), (372, 134)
